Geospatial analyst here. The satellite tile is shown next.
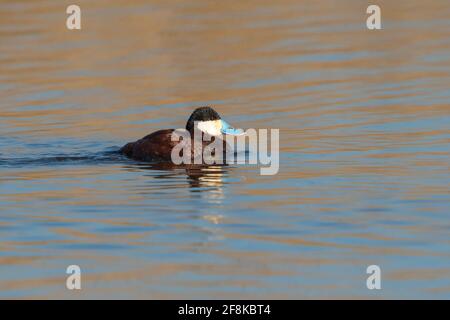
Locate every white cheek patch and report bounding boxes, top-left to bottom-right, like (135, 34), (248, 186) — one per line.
(197, 120), (222, 136)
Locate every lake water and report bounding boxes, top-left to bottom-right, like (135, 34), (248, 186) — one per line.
(0, 0), (449, 299)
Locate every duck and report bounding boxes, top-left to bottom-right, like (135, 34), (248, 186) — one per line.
(120, 106), (244, 163)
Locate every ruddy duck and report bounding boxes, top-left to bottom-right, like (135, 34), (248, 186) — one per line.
(120, 106), (244, 162)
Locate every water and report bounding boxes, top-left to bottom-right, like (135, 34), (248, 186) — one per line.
(1, 0), (449, 299)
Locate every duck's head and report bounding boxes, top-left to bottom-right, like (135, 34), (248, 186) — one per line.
(185, 106), (244, 136)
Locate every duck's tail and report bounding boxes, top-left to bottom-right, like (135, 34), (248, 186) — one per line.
(119, 142), (135, 158)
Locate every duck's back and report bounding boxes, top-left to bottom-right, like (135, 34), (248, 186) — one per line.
(120, 129), (176, 161)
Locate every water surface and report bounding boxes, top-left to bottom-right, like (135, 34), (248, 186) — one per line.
(1, 0), (449, 299)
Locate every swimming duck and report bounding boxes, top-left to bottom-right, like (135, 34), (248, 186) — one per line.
(120, 106), (243, 162)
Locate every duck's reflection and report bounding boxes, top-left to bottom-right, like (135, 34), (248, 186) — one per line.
(123, 162), (229, 199)
(122, 162), (230, 241)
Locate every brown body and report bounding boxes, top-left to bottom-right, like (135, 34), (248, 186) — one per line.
(120, 129), (177, 162)
(120, 129), (231, 163)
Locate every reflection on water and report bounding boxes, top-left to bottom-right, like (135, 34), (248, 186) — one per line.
(126, 162), (229, 199)
(1, 0), (450, 298)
